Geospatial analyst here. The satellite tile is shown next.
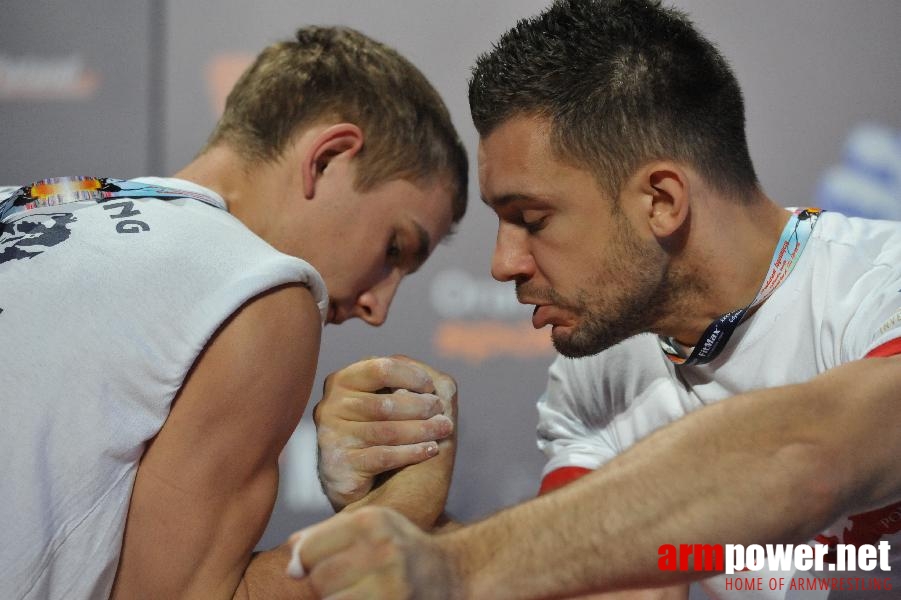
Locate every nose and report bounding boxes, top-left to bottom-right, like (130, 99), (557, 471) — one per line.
(353, 270), (402, 326)
(490, 222), (535, 283)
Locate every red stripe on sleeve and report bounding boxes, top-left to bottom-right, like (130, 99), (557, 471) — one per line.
(865, 337), (901, 358)
(539, 466), (593, 495)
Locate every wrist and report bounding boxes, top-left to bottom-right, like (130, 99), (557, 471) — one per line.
(438, 525), (485, 600)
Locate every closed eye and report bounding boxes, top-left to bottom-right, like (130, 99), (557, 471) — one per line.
(521, 211), (548, 233)
(387, 233), (401, 261)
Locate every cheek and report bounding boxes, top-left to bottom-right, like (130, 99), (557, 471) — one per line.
(336, 258), (387, 299)
(533, 243), (578, 284)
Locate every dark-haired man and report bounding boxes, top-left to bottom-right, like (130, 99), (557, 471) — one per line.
(0, 26), (464, 599)
(295, 1), (901, 598)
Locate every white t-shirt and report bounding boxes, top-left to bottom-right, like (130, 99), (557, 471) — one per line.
(536, 211), (901, 599)
(0, 177), (327, 599)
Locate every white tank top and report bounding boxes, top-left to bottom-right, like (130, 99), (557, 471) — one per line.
(0, 177), (327, 599)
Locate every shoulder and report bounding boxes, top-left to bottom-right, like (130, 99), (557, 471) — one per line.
(151, 281), (323, 465)
(138, 282), (323, 533)
(812, 212), (901, 269)
(91, 189), (329, 324)
(808, 213), (901, 359)
(181, 283), (322, 436)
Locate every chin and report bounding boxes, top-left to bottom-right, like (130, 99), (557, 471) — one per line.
(551, 330), (600, 359)
(551, 323), (634, 359)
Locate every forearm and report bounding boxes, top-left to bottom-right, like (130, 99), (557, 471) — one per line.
(442, 356), (901, 598)
(343, 434), (456, 530)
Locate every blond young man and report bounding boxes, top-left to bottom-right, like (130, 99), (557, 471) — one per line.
(0, 26), (465, 599)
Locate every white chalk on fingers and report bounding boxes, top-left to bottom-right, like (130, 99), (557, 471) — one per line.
(434, 378), (456, 415)
(395, 389), (441, 415)
(286, 533), (305, 578)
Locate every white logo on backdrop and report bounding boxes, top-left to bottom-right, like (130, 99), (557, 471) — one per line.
(430, 268), (530, 320)
(817, 123), (901, 221)
(428, 269), (554, 363)
(0, 54), (99, 100)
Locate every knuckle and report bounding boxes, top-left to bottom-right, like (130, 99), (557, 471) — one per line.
(328, 477), (368, 501)
(415, 392), (441, 417)
(435, 375), (457, 399)
(373, 422), (399, 444)
(312, 401), (324, 424)
(352, 394), (375, 416)
(398, 390), (440, 418)
(371, 357), (393, 384)
(370, 395), (395, 420)
(375, 449), (395, 471)
(355, 506), (384, 531)
(322, 371), (339, 391)
(376, 538), (403, 567)
(359, 447), (392, 472)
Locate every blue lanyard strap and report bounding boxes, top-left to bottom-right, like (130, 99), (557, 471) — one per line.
(658, 207), (823, 366)
(1, 176), (222, 222)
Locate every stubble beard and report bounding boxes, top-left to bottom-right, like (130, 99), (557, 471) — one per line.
(552, 268), (673, 358)
(536, 225), (677, 359)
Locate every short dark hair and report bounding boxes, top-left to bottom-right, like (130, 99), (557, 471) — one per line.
(469, 0), (758, 201)
(208, 26), (468, 223)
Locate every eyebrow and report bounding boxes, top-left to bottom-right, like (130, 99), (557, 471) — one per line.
(480, 192), (533, 209)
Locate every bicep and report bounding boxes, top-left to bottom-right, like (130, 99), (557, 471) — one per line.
(111, 283), (321, 600)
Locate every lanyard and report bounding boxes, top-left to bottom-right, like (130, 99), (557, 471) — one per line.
(658, 207), (823, 366)
(1, 176), (222, 223)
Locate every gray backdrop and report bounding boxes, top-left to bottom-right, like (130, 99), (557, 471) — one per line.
(3, 0), (900, 584)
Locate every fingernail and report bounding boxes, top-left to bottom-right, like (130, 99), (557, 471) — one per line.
(426, 442), (439, 456)
(286, 533), (305, 578)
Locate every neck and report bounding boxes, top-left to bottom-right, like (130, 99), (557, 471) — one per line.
(662, 194), (792, 346)
(173, 145), (287, 242)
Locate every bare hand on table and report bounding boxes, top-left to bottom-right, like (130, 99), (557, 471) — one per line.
(289, 506), (458, 600)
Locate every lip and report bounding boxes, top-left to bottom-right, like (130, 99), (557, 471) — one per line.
(531, 304), (553, 329)
(531, 303), (577, 331)
(327, 303), (338, 325)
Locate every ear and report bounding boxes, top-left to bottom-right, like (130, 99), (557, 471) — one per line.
(301, 123), (364, 199)
(628, 160), (690, 240)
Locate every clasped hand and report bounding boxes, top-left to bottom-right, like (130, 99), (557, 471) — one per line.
(314, 355), (458, 512)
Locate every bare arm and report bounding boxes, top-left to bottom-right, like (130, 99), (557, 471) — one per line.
(111, 284), (321, 600)
(541, 476), (689, 600)
(296, 355), (901, 599)
(445, 355), (901, 598)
